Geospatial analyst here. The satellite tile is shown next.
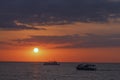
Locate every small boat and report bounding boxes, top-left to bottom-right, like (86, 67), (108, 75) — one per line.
(76, 64), (96, 71)
(43, 61), (60, 65)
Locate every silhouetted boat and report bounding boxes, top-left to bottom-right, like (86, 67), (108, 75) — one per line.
(43, 61), (60, 65)
(76, 64), (96, 71)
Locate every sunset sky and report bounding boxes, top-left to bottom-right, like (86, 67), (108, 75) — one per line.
(0, 0), (120, 62)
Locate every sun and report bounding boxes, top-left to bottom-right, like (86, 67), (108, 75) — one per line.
(33, 48), (39, 53)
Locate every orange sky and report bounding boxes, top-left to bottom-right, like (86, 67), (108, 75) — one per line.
(0, 22), (120, 62)
(0, 46), (120, 62)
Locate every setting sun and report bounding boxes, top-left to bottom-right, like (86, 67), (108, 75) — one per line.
(33, 48), (39, 53)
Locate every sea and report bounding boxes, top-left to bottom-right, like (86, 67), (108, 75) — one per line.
(0, 62), (120, 80)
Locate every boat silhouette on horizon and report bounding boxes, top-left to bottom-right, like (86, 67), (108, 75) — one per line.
(43, 61), (60, 65)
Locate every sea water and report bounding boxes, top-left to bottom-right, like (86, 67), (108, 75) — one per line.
(0, 62), (120, 80)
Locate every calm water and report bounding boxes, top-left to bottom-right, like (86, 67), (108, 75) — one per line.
(0, 62), (120, 80)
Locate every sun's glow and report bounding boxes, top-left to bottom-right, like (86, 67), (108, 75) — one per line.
(33, 48), (39, 53)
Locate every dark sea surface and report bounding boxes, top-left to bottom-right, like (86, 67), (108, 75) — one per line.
(0, 62), (120, 80)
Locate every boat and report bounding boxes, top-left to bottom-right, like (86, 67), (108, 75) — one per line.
(43, 61), (60, 65)
(76, 64), (96, 71)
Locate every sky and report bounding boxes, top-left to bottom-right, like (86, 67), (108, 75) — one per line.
(0, 0), (120, 62)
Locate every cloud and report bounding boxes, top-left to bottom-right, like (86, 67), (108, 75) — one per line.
(13, 34), (120, 48)
(108, 0), (120, 2)
(0, 18), (46, 31)
(0, 0), (120, 30)
(0, 41), (13, 49)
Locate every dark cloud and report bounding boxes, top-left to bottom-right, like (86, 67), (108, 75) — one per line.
(13, 34), (120, 48)
(0, 0), (120, 30)
(108, 0), (120, 2)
